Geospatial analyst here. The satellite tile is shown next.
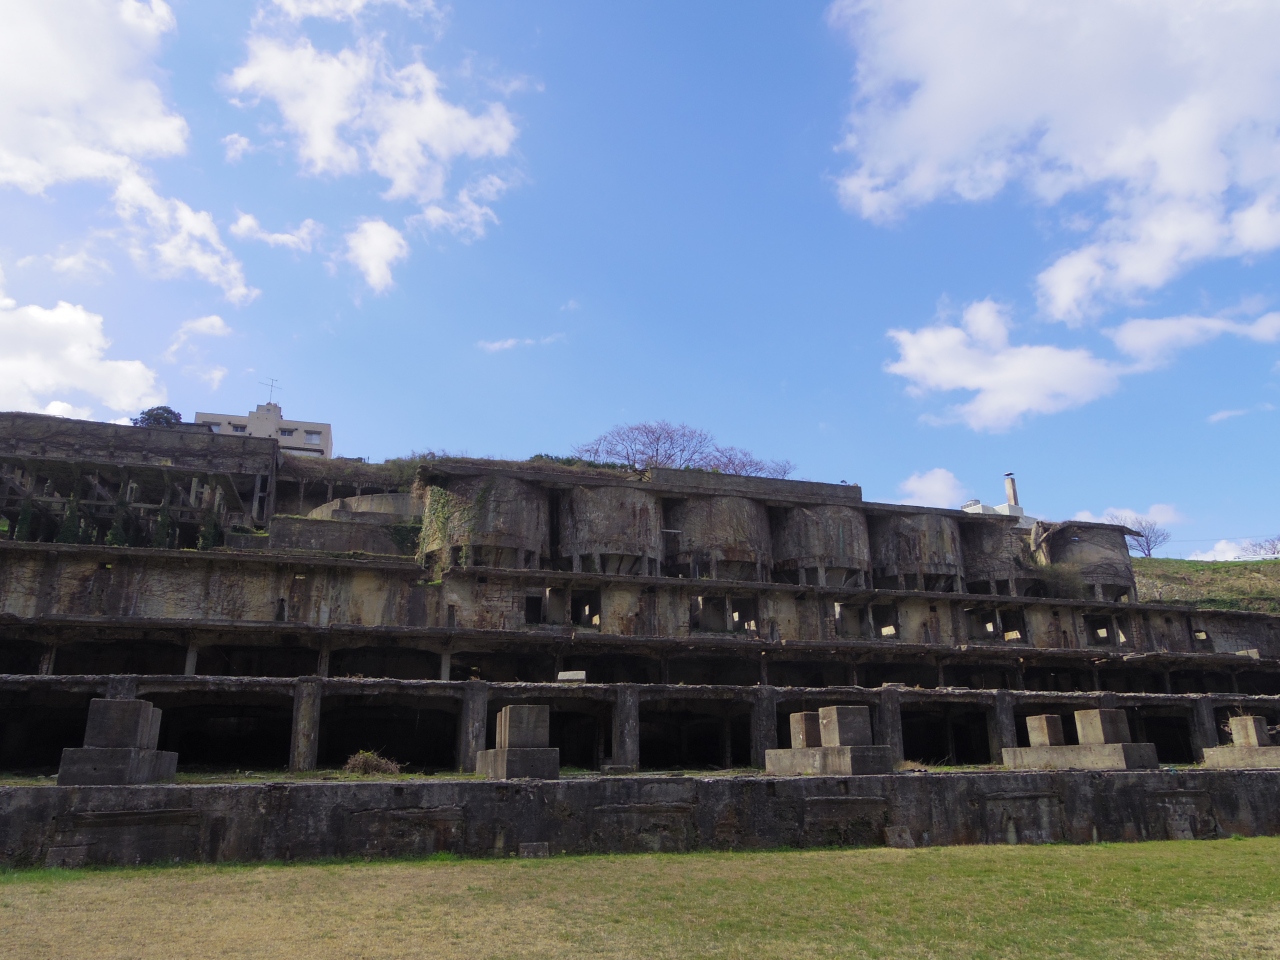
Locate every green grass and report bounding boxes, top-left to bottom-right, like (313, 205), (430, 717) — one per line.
(1135, 557), (1280, 613)
(2, 839), (1279, 958)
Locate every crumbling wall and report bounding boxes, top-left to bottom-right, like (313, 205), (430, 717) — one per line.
(867, 513), (964, 590)
(268, 517), (414, 557)
(419, 476), (549, 569)
(772, 505), (871, 586)
(557, 486), (662, 571)
(664, 496), (772, 580)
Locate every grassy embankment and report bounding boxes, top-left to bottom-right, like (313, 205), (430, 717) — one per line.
(2, 839), (1279, 959)
(1134, 557), (1280, 613)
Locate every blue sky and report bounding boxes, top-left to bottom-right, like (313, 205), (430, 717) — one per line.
(2, 1), (1280, 557)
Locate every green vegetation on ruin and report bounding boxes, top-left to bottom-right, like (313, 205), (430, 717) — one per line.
(1135, 557), (1280, 613)
(2, 838), (1279, 958)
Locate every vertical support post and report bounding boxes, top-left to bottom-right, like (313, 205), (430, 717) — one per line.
(987, 690), (1017, 763)
(315, 641), (330, 679)
(750, 685), (778, 768)
(439, 650), (451, 681)
(289, 677), (322, 772)
(1191, 696), (1218, 762)
(877, 685), (905, 766)
(184, 643), (198, 676)
(720, 714), (733, 769)
(456, 679), (488, 773)
(38, 646), (55, 676)
(611, 683), (640, 771)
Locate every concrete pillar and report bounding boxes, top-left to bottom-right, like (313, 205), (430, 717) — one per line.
(288, 678), (322, 772)
(315, 642), (330, 679)
(38, 646), (55, 675)
(456, 679), (488, 773)
(986, 690), (1017, 762)
(876, 686), (905, 766)
(105, 676), (137, 700)
(611, 684), (639, 771)
(720, 715), (733, 769)
(183, 643), (198, 676)
(750, 686), (778, 768)
(439, 650), (451, 681)
(1191, 696), (1218, 761)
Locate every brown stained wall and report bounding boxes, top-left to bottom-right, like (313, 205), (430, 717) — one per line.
(1191, 612), (1280, 655)
(958, 518), (1029, 584)
(1139, 611), (1194, 652)
(421, 476), (549, 561)
(896, 598), (954, 646)
(0, 545), (432, 629)
(558, 486), (662, 561)
(665, 496), (772, 575)
(1025, 607), (1076, 649)
(868, 513), (965, 585)
(771, 505), (871, 576)
(268, 518), (413, 557)
(1034, 522), (1135, 592)
(600, 583), (644, 636)
(764, 593), (800, 643)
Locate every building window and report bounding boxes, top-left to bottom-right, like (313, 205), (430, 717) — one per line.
(231, 424), (247, 433)
(304, 430), (321, 444)
(204, 422), (220, 433)
(279, 429), (295, 437)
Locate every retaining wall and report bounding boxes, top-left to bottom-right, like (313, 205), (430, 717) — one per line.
(3, 769), (1279, 867)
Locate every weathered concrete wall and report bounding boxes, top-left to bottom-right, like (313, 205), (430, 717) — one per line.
(420, 476), (549, 566)
(959, 518), (1029, 586)
(268, 517), (415, 557)
(307, 494), (419, 523)
(772, 505), (871, 586)
(665, 497), (772, 580)
(1034, 522), (1135, 598)
(3, 769), (1278, 866)
(558, 486), (662, 567)
(868, 513), (965, 589)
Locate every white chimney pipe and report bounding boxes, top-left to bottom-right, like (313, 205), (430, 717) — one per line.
(1004, 473), (1019, 507)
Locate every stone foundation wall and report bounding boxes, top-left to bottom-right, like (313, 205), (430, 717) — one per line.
(3, 769), (1279, 867)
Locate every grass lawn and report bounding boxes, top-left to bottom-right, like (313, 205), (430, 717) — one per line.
(2, 839), (1279, 959)
(1133, 557), (1280, 613)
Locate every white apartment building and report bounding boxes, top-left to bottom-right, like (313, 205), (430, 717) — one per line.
(194, 403), (333, 458)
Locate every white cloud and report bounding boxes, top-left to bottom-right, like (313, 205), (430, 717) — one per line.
(227, 35), (517, 219)
(560, 299), (580, 312)
(222, 133), (253, 163)
(164, 315), (232, 363)
(230, 212), (321, 251)
(417, 174), (511, 239)
(886, 300), (1121, 431)
(897, 468), (967, 508)
(269, 0), (427, 22)
(0, 2), (250, 301)
(1106, 312), (1280, 370)
(1188, 540), (1250, 562)
(476, 334), (564, 353)
(195, 365), (228, 390)
(1208, 409), (1247, 424)
(828, 1), (1280, 321)
(0, 270), (164, 415)
(345, 219), (408, 291)
(1074, 504), (1183, 526)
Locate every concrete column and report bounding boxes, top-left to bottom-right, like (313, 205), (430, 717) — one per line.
(288, 678), (322, 772)
(439, 650), (451, 681)
(720, 715), (733, 769)
(456, 679), (488, 773)
(877, 685), (905, 766)
(105, 676), (137, 700)
(316, 642), (330, 679)
(1191, 696), (1218, 761)
(750, 686), (778, 768)
(611, 684), (639, 771)
(37, 646), (56, 675)
(986, 690), (1017, 763)
(183, 643), (198, 676)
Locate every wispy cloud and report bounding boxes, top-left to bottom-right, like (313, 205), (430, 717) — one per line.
(476, 334), (564, 353)
(1207, 402), (1274, 424)
(164, 315), (232, 363)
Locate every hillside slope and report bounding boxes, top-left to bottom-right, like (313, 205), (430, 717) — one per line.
(1134, 558), (1280, 613)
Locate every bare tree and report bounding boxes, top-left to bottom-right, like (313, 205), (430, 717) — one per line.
(1105, 511), (1172, 558)
(1243, 536), (1280, 558)
(573, 421), (793, 478)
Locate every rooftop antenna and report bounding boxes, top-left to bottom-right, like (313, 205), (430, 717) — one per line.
(259, 378), (283, 403)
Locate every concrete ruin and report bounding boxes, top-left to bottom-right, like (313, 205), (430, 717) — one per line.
(4, 411), (1280, 862)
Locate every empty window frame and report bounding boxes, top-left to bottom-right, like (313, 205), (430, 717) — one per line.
(304, 431), (322, 444)
(729, 597), (758, 633)
(871, 604), (898, 638)
(1001, 608), (1026, 642)
(1084, 614), (1114, 646)
(524, 595), (544, 625)
(571, 590), (602, 628)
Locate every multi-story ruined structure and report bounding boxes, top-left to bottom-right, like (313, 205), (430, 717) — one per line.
(3, 410), (1280, 780)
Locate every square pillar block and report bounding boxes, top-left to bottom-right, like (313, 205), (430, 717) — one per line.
(1075, 709), (1131, 745)
(818, 706), (872, 747)
(789, 712), (821, 749)
(497, 705), (550, 749)
(1026, 715), (1065, 748)
(1231, 716), (1272, 748)
(84, 698), (161, 750)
